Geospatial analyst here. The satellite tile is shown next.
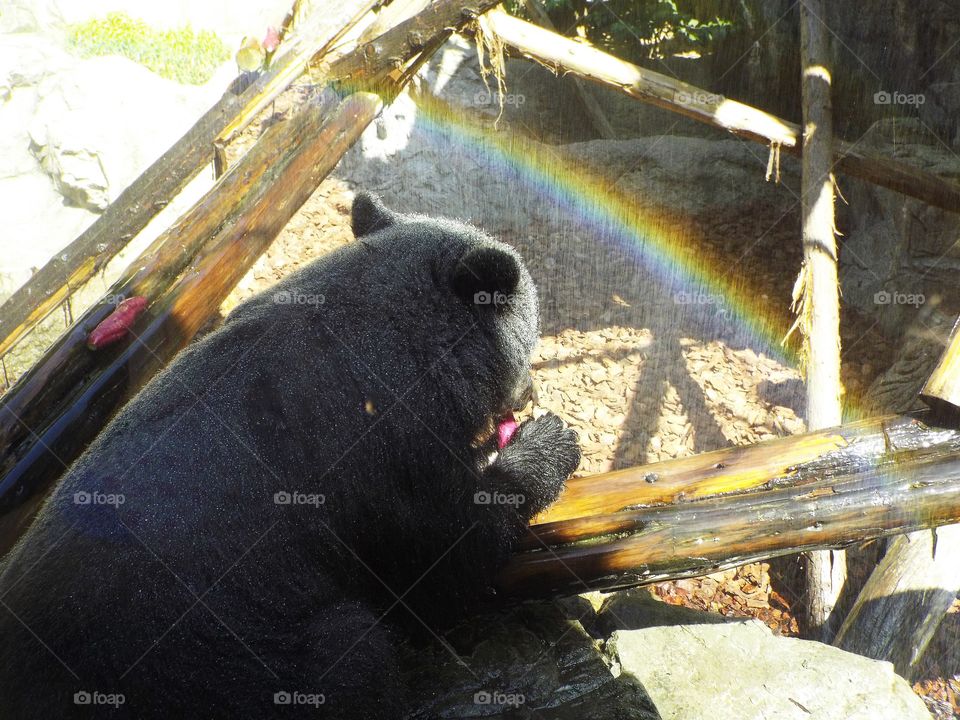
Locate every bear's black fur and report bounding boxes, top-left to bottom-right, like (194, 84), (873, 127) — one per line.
(0, 193), (580, 718)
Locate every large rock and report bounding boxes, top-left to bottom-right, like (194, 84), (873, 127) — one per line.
(836, 120), (960, 338)
(0, 68), (96, 302)
(0, 32), (72, 101)
(403, 591), (934, 719)
(0, 172), (95, 302)
(28, 55), (218, 211)
(0, 25), (229, 301)
(602, 594), (932, 720)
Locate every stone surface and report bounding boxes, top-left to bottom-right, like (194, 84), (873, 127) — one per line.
(0, 32), (72, 99)
(0, 12), (234, 306)
(28, 55), (216, 211)
(606, 613), (932, 720)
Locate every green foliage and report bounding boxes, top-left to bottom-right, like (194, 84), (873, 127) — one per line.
(510, 0), (733, 61)
(67, 12), (230, 85)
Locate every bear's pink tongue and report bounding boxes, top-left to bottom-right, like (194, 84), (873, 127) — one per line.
(497, 413), (519, 449)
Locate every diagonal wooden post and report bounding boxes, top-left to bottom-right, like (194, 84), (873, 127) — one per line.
(483, 9), (960, 213)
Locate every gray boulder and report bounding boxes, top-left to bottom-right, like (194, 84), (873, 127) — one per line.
(602, 593), (932, 720)
(27, 55), (218, 211)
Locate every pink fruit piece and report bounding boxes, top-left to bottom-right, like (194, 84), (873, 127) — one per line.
(87, 296), (149, 350)
(497, 413), (519, 449)
(263, 26), (280, 53)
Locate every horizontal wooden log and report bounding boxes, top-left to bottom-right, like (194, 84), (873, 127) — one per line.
(533, 414), (898, 524)
(484, 9), (960, 214)
(501, 414), (960, 597)
(0, 0), (375, 361)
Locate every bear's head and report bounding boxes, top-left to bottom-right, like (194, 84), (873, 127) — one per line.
(350, 192), (538, 440)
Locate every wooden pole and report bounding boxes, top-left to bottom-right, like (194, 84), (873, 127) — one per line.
(796, 0), (845, 642)
(482, 9), (960, 213)
(921, 316), (960, 418)
(833, 524), (960, 678)
(500, 414), (960, 598)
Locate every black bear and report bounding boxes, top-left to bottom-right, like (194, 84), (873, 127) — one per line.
(0, 193), (580, 718)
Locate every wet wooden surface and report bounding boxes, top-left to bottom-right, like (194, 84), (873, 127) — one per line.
(502, 414), (960, 597)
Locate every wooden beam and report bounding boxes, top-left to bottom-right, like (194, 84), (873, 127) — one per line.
(500, 414), (960, 598)
(483, 9), (960, 214)
(519, 0), (616, 140)
(327, 0), (502, 89)
(533, 414), (894, 525)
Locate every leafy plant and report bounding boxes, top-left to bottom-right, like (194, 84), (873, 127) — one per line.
(67, 12), (230, 85)
(511, 0), (733, 61)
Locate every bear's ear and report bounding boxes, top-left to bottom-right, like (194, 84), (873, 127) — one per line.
(452, 245), (521, 308)
(352, 192), (397, 238)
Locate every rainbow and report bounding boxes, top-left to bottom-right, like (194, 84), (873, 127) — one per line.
(386, 94), (866, 422)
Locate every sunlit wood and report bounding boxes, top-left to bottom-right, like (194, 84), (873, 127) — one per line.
(501, 415), (960, 598)
(485, 9), (960, 213)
